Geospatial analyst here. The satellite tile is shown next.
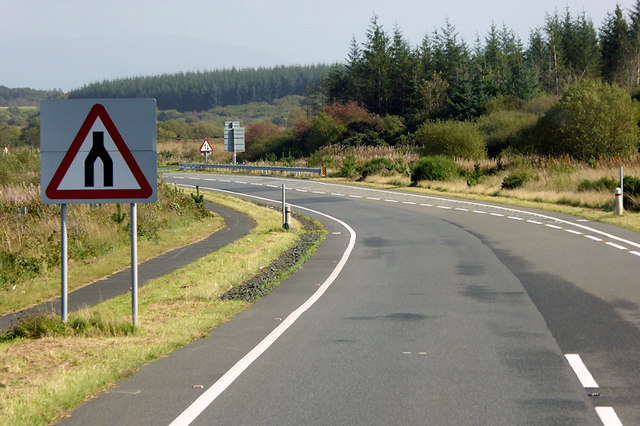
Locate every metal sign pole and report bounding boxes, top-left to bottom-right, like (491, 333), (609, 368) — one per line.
(131, 203), (138, 326)
(61, 204), (68, 323)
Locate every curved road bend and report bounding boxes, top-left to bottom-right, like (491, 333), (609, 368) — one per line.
(63, 172), (640, 425)
(0, 202), (254, 333)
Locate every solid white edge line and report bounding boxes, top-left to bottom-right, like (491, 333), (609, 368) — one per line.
(564, 354), (599, 388)
(169, 184), (357, 426)
(595, 407), (623, 426)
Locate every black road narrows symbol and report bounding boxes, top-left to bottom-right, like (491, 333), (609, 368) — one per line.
(84, 131), (113, 187)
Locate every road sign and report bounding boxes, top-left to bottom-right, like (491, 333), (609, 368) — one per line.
(200, 138), (213, 153)
(223, 121), (245, 153)
(41, 99), (157, 204)
(2, 145), (8, 154)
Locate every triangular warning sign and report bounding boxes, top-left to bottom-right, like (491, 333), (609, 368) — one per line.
(46, 104), (152, 200)
(200, 138), (212, 153)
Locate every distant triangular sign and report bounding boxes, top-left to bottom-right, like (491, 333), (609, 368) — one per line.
(200, 138), (212, 153)
(46, 104), (152, 200)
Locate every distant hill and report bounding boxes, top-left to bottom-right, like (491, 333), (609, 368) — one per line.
(0, 86), (64, 107)
(68, 65), (330, 112)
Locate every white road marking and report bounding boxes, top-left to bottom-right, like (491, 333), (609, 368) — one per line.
(490, 212), (504, 217)
(473, 210), (486, 214)
(204, 178), (217, 181)
(455, 207), (469, 211)
(296, 189), (308, 192)
(437, 205), (452, 209)
(331, 193), (345, 196)
(367, 197), (381, 200)
(526, 220), (542, 225)
(606, 242), (628, 250)
(385, 199), (399, 203)
(250, 183), (262, 186)
(595, 407), (623, 426)
(350, 195), (363, 198)
(508, 216), (524, 221)
(631, 251), (640, 257)
(312, 191), (325, 194)
(235, 181), (247, 184)
(565, 229), (583, 235)
(585, 235), (603, 242)
(403, 201), (416, 205)
(565, 354), (599, 388)
(266, 184), (278, 188)
(169, 186), (357, 426)
(545, 224), (562, 229)
(421, 203), (433, 207)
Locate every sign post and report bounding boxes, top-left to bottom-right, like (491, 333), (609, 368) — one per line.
(40, 99), (157, 325)
(200, 138), (213, 162)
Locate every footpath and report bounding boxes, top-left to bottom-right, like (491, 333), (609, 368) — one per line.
(0, 202), (255, 333)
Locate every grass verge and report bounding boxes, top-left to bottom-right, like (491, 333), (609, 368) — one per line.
(0, 191), (325, 425)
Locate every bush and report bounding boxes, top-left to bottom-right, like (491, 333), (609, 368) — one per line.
(501, 172), (529, 189)
(414, 119), (486, 159)
(577, 177), (617, 192)
(476, 110), (538, 157)
(530, 79), (640, 160)
(338, 153), (357, 177)
(410, 156), (459, 184)
(359, 158), (396, 180)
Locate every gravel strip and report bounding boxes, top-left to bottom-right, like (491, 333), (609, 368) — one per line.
(220, 210), (324, 302)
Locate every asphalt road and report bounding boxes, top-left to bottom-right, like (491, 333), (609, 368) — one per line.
(60, 172), (640, 425)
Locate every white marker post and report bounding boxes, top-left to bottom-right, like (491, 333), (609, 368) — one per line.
(282, 184), (286, 227)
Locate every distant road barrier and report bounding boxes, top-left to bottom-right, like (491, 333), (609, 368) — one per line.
(178, 163), (326, 177)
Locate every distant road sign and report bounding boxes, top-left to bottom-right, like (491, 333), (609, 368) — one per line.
(224, 121), (245, 153)
(41, 99), (157, 204)
(200, 138), (213, 153)
(3, 145), (8, 154)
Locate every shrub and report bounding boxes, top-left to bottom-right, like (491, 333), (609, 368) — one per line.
(476, 110), (538, 157)
(530, 79), (640, 160)
(414, 119), (486, 159)
(359, 158), (396, 180)
(501, 172), (529, 189)
(338, 153), (357, 177)
(410, 156), (459, 184)
(577, 177), (617, 192)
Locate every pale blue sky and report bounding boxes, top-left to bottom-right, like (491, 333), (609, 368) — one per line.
(1, 0), (634, 91)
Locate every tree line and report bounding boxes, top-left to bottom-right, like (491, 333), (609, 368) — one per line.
(324, 3), (640, 124)
(68, 65), (330, 111)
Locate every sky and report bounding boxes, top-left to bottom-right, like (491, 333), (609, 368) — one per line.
(1, 0), (636, 91)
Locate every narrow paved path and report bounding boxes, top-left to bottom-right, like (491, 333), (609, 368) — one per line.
(0, 202), (254, 333)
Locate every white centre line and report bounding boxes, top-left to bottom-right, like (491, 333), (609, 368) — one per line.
(631, 251), (640, 257)
(385, 199), (399, 203)
(565, 354), (599, 388)
(266, 184), (277, 188)
(296, 189), (308, 192)
(490, 212), (504, 217)
(595, 407), (623, 426)
(565, 229), (583, 235)
(508, 216), (524, 221)
(455, 207), (469, 211)
(585, 235), (603, 242)
(437, 205), (452, 210)
(606, 242), (628, 250)
(250, 183), (263, 186)
(350, 195), (363, 198)
(367, 197), (381, 200)
(526, 219), (542, 225)
(312, 191), (325, 194)
(421, 203), (433, 207)
(403, 201), (416, 205)
(545, 224), (562, 229)
(331, 193), (345, 196)
(473, 210), (486, 214)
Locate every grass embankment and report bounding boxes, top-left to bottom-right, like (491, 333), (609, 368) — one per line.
(0, 191), (324, 425)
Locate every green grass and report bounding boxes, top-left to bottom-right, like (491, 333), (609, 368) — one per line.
(0, 191), (325, 425)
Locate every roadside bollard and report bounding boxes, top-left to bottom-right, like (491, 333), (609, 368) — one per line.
(615, 187), (624, 215)
(284, 205), (291, 230)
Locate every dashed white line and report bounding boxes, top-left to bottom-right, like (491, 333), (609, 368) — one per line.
(545, 224), (562, 229)
(331, 193), (345, 197)
(595, 407), (623, 426)
(266, 184), (277, 188)
(508, 216), (524, 221)
(350, 195), (363, 199)
(565, 229), (583, 235)
(296, 189), (308, 192)
(234, 181), (247, 184)
(204, 178), (217, 181)
(455, 207), (469, 211)
(631, 251), (640, 257)
(312, 191), (325, 194)
(367, 197), (381, 201)
(421, 203), (433, 207)
(585, 235), (603, 242)
(473, 210), (486, 214)
(526, 219), (542, 225)
(250, 183), (263, 186)
(565, 354), (599, 388)
(403, 201), (416, 205)
(385, 199), (399, 203)
(490, 212), (504, 217)
(606, 242), (628, 250)
(437, 205), (451, 210)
